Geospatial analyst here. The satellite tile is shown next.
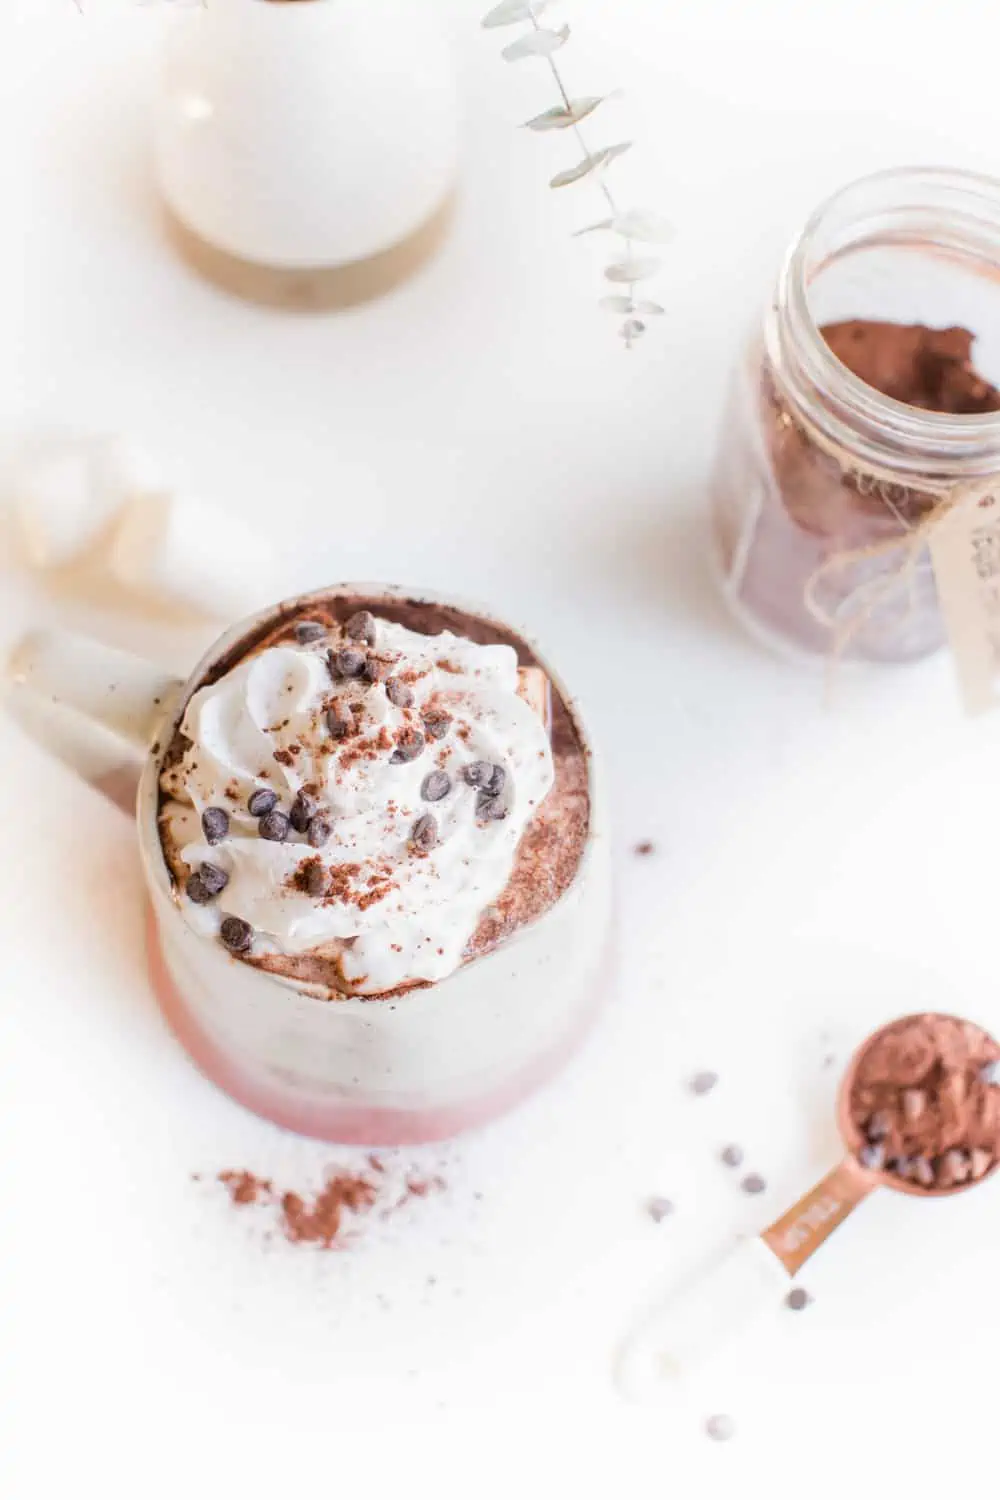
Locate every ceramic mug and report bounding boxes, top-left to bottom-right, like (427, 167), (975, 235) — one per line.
(7, 586), (612, 1145)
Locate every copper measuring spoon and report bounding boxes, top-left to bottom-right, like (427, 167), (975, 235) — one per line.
(619, 1012), (999, 1396)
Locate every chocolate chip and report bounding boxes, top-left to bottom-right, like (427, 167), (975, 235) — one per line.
(220, 916), (253, 954)
(970, 1147), (993, 1179)
(411, 813), (438, 852)
(248, 788), (278, 818)
(290, 791), (318, 833)
(307, 816), (333, 848)
(859, 1143), (885, 1171)
(486, 764), (506, 796)
(690, 1070), (718, 1096)
(866, 1111), (892, 1141)
(981, 1060), (1000, 1085)
(888, 1156), (914, 1180)
(344, 610), (376, 646)
(198, 862), (229, 896)
(902, 1089), (926, 1122)
(705, 1415), (735, 1443)
(720, 1144), (744, 1168)
(463, 760), (494, 789)
(421, 770), (451, 803)
(785, 1288), (811, 1311)
(422, 711), (452, 741)
(201, 806), (229, 845)
(646, 1196), (674, 1222)
(386, 677), (414, 708)
(329, 647), (366, 680)
(938, 1148), (971, 1186)
(259, 809), (291, 842)
(303, 861), (329, 898)
(186, 873), (214, 905)
(363, 656), (387, 684)
(294, 620), (327, 644)
(911, 1156), (935, 1188)
(327, 699), (354, 739)
(391, 729), (425, 764)
(740, 1172), (767, 1194)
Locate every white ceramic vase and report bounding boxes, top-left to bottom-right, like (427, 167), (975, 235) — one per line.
(155, 0), (459, 307)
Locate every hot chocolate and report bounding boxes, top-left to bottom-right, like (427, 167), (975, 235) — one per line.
(158, 595), (589, 1000)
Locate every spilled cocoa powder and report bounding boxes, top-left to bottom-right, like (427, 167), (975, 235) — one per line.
(848, 1013), (1000, 1191)
(217, 1160), (445, 1247)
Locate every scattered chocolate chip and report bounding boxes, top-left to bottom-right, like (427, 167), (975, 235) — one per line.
(259, 809), (291, 842)
(329, 647), (366, 680)
(634, 840), (655, 856)
(859, 1143), (886, 1171)
(422, 710), (452, 741)
(421, 770), (452, 803)
(476, 793), (507, 822)
(220, 916), (253, 954)
(327, 699), (354, 739)
(303, 861), (329, 898)
(462, 760), (494, 789)
(888, 1156), (914, 1180)
(290, 791), (318, 833)
(981, 1060), (1000, 1085)
(970, 1147), (993, 1180)
(248, 788), (278, 818)
(901, 1089), (926, 1122)
(391, 729), (425, 764)
(690, 1070), (718, 1096)
(786, 1287), (811, 1311)
(646, 1196), (674, 1222)
(386, 677), (414, 708)
(344, 610), (376, 646)
(911, 1156), (935, 1188)
(866, 1111), (892, 1141)
(307, 816), (333, 848)
(720, 1144), (744, 1168)
(294, 620), (327, 644)
(363, 656), (387, 684)
(740, 1172), (767, 1195)
(411, 813), (438, 852)
(705, 1415), (735, 1443)
(201, 806), (230, 845)
(198, 862), (229, 896)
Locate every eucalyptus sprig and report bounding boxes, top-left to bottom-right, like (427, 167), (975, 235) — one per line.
(482, 0), (669, 346)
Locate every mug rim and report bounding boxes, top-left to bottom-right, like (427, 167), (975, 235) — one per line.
(138, 581), (603, 1007)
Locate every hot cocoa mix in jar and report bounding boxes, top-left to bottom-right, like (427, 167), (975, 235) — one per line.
(711, 168), (1000, 663)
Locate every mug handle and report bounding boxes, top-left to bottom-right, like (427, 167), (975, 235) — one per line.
(6, 629), (184, 815)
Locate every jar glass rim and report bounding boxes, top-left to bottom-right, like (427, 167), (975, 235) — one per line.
(776, 165), (1000, 461)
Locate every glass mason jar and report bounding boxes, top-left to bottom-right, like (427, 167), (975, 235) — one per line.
(711, 168), (1000, 664)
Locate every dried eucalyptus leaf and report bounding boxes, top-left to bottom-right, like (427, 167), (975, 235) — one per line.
(502, 24), (570, 61)
(550, 142), (631, 189)
(605, 257), (661, 283)
(524, 97), (604, 132)
(633, 299), (666, 315)
(610, 209), (673, 244)
(600, 295), (635, 313)
(573, 218), (615, 237)
(482, 0), (554, 27)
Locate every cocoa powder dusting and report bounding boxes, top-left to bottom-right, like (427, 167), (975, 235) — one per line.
(215, 1161), (445, 1247)
(848, 1013), (1000, 1191)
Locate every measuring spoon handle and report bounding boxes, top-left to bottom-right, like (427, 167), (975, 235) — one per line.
(618, 1158), (873, 1398)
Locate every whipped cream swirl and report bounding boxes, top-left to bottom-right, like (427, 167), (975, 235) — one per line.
(159, 614), (555, 994)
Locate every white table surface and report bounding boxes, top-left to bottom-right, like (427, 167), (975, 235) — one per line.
(4, 1), (1000, 1495)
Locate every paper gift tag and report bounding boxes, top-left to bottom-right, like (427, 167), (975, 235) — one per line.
(929, 487), (1000, 714)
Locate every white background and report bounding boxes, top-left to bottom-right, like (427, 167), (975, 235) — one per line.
(3, 1), (1000, 1495)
